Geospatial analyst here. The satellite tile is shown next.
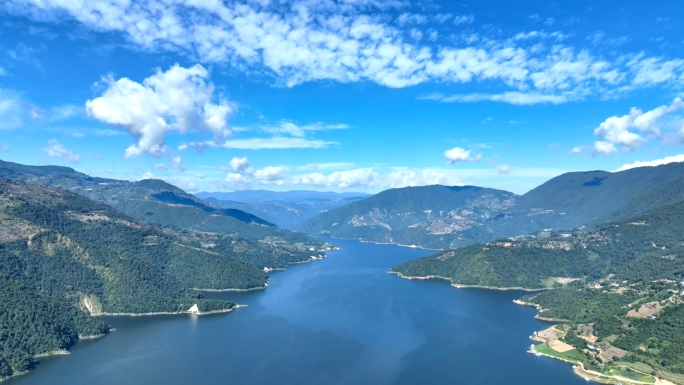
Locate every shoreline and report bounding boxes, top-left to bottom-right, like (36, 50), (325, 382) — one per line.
(318, 236), (443, 251)
(392, 271), (671, 384)
(389, 271), (548, 292)
(532, 346), (672, 385)
(192, 287), (266, 292)
(94, 306), (240, 317)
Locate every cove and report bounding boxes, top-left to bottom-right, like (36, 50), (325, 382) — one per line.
(7, 239), (590, 385)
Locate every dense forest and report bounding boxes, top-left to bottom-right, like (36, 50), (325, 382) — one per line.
(0, 178), (331, 379)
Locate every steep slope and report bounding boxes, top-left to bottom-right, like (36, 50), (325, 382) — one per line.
(296, 185), (517, 249)
(509, 162), (684, 231)
(0, 160), (312, 243)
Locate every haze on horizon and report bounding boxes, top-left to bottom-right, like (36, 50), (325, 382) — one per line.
(1, 0), (684, 195)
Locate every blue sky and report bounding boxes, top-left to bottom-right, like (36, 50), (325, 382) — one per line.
(1, 0), (684, 194)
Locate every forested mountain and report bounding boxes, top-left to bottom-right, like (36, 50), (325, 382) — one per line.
(0, 178), (331, 379)
(198, 191), (370, 229)
(298, 162), (684, 249)
(392, 198), (684, 379)
(296, 185), (518, 249)
(0, 160), (314, 243)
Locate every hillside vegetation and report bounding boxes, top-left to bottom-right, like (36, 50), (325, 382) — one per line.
(0, 178), (331, 379)
(392, 198), (684, 379)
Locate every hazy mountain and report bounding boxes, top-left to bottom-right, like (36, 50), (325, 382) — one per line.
(298, 162), (684, 249)
(196, 190), (370, 229)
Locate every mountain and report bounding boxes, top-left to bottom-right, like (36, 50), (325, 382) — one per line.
(0, 178), (332, 379)
(392, 197), (684, 379)
(296, 185), (517, 249)
(196, 190), (370, 229)
(298, 162), (684, 249)
(0, 160), (313, 243)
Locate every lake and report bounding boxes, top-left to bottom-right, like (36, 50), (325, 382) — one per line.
(8, 239), (589, 385)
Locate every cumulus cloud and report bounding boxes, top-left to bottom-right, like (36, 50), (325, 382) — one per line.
(569, 146), (585, 155)
(294, 168), (377, 188)
(253, 166), (290, 184)
(86, 64), (233, 158)
(444, 147), (481, 163)
(230, 157), (252, 174)
(42, 138), (81, 163)
(593, 97), (684, 154)
(615, 154), (684, 172)
(5, 0), (683, 99)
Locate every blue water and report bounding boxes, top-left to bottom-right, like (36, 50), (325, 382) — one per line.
(8, 239), (589, 385)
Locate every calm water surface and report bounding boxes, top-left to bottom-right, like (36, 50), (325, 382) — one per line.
(9, 239), (589, 385)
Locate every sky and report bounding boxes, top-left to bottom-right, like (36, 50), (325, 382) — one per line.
(1, 0), (684, 194)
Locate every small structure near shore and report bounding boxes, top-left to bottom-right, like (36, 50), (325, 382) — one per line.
(188, 304), (199, 314)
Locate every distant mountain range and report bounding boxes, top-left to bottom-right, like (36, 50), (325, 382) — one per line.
(196, 190), (370, 229)
(297, 162), (684, 249)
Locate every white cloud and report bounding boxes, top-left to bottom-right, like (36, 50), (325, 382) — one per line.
(294, 168), (377, 188)
(253, 166), (290, 184)
(444, 147), (481, 163)
(296, 162), (355, 171)
(229, 157), (252, 174)
(6, 0), (683, 98)
(194, 172), (205, 179)
(497, 164), (512, 175)
(420, 92), (567, 105)
(453, 14), (474, 25)
(569, 146), (585, 155)
(42, 138), (81, 163)
(89, 151), (101, 159)
(50, 104), (82, 121)
(86, 64), (233, 158)
(396, 13), (427, 25)
(616, 154), (684, 172)
(176, 180), (197, 192)
(0, 89), (25, 129)
(593, 141), (617, 155)
(261, 121), (350, 138)
(154, 163), (168, 170)
(0, 144), (10, 153)
(140, 172), (155, 180)
(171, 155), (186, 172)
(182, 137), (335, 151)
(0, 67), (7, 76)
(593, 97), (684, 153)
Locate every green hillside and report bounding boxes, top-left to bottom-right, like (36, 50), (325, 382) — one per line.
(0, 178), (331, 379)
(392, 198), (684, 378)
